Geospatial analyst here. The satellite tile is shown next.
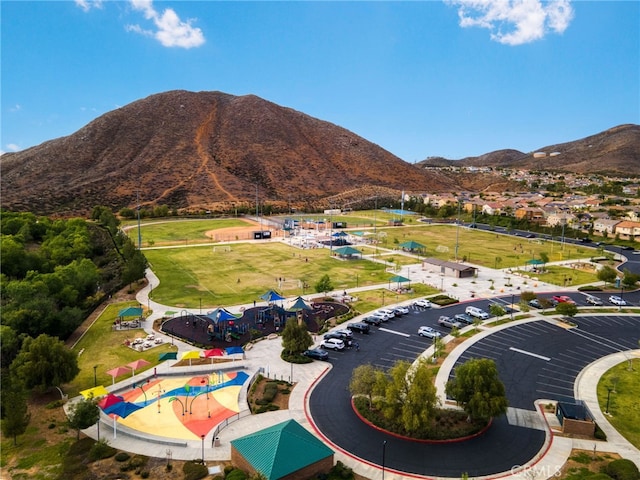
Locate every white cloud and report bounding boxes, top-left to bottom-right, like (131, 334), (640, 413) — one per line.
(9, 104), (22, 112)
(75, 0), (103, 13)
(446, 0), (574, 46)
(4, 143), (21, 153)
(128, 0), (205, 49)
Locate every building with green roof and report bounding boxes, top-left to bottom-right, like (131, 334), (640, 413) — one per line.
(230, 419), (334, 480)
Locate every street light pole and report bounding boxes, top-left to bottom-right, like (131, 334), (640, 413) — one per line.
(511, 294), (514, 321)
(619, 286), (624, 311)
(93, 365), (98, 387)
(381, 440), (387, 480)
(201, 434), (205, 464)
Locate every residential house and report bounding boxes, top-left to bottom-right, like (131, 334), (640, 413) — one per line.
(614, 221), (640, 241)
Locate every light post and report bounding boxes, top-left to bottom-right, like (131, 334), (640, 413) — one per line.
(511, 294), (514, 321)
(381, 440), (387, 480)
(605, 387), (613, 414)
(93, 365), (98, 387)
(619, 286), (624, 311)
(201, 434), (205, 464)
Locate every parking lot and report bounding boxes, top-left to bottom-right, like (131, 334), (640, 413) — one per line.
(309, 297), (640, 477)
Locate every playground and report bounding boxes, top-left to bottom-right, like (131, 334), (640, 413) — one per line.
(103, 371), (249, 441)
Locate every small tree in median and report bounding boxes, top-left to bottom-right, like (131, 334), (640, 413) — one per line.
(281, 318), (313, 357)
(445, 358), (508, 422)
(68, 396), (100, 440)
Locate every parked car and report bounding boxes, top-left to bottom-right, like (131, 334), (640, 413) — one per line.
(414, 299), (432, 308)
(347, 322), (370, 334)
(303, 348), (329, 360)
(418, 326), (441, 338)
(609, 295), (627, 306)
(320, 338), (345, 350)
(362, 316), (383, 326)
(392, 306), (409, 316)
(370, 311), (391, 322)
(585, 295), (603, 306)
(553, 295), (575, 304)
(438, 316), (462, 329)
(334, 328), (353, 339)
(528, 298), (542, 309)
(454, 313), (474, 325)
(378, 308), (396, 319)
(465, 306), (489, 319)
(525, 233), (535, 238)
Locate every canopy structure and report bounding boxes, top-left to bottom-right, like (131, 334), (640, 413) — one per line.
(204, 348), (225, 358)
(225, 346), (244, 355)
(332, 231), (348, 237)
(287, 296), (312, 312)
(527, 259), (544, 265)
(181, 350), (201, 366)
(106, 366), (132, 385)
(260, 290), (286, 302)
(118, 307), (143, 318)
(399, 240), (426, 252)
(80, 385), (109, 399)
(104, 401), (142, 418)
(388, 274), (411, 289)
(158, 352), (178, 361)
(98, 393), (124, 410)
(333, 246), (362, 258)
(205, 308), (239, 324)
(127, 359), (151, 376)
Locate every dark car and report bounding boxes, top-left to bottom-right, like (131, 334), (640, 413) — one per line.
(454, 313), (474, 325)
(528, 299), (542, 309)
(347, 322), (370, 334)
(303, 348), (329, 361)
(362, 316), (382, 326)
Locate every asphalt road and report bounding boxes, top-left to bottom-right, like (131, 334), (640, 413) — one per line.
(308, 300), (640, 477)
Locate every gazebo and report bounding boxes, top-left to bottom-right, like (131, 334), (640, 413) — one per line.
(333, 246), (362, 258)
(399, 240), (426, 253)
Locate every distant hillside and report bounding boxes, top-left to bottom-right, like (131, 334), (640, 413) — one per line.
(418, 124), (640, 175)
(0, 90), (456, 216)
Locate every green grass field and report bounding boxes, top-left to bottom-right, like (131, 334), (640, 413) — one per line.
(124, 218), (253, 246)
(597, 358), (640, 448)
(139, 220), (600, 308)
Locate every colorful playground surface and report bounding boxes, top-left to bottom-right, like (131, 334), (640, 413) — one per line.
(101, 371), (249, 440)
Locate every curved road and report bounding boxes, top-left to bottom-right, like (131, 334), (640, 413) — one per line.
(308, 297), (640, 478)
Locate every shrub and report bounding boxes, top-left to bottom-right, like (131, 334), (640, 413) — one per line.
(140, 471), (150, 479)
(88, 439), (117, 461)
(604, 459), (640, 480)
(262, 382), (279, 402)
(114, 452), (131, 462)
(594, 423), (607, 440)
(226, 468), (248, 480)
(183, 460), (209, 480)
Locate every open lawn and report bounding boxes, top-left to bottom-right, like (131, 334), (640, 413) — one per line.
(68, 302), (176, 397)
(597, 358), (640, 449)
(513, 264), (599, 287)
(145, 242), (397, 309)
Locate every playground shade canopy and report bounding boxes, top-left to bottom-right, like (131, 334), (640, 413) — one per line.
(260, 290), (286, 302)
(104, 401), (143, 418)
(127, 359), (151, 375)
(106, 366), (132, 384)
(98, 393), (124, 409)
(80, 385), (109, 399)
(287, 296), (312, 311)
(206, 308), (239, 324)
(158, 352), (178, 361)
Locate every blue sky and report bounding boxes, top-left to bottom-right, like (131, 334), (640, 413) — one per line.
(1, 0), (638, 161)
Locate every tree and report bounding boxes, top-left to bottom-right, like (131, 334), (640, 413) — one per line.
(539, 252), (549, 270)
(280, 318), (313, 356)
(68, 397), (100, 440)
(349, 364), (378, 409)
(10, 334), (80, 393)
(556, 302), (578, 318)
(621, 269), (639, 289)
(314, 274), (333, 294)
(597, 265), (618, 286)
(445, 358), (508, 421)
(489, 303), (506, 319)
(0, 376), (30, 445)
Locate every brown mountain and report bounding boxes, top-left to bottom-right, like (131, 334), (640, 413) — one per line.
(418, 124), (640, 175)
(0, 90), (456, 216)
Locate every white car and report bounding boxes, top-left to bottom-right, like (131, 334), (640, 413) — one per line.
(371, 311), (392, 321)
(392, 306), (409, 316)
(414, 299), (432, 308)
(378, 308), (396, 319)
(609, 295), (627, 306)
(321, 338), (345, 350)
(418, 326), (441, 338)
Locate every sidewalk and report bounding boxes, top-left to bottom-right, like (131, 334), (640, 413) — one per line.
(78, 258), (639, 479)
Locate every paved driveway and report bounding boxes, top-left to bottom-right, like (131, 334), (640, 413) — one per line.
(308, 307), (639, 477)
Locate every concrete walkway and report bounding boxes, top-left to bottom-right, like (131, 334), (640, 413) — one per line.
(78, 251), (639, 479)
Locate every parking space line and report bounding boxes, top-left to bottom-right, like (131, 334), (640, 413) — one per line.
(509, 347), (551, 361)
(379, 327), (411, 337)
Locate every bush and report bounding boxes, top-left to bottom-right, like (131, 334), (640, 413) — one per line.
(262, 382), (279, 402)
(594, 423), (607, 440)
(114, 452), (131, 462)
(88, 439), (117, 461)
(226, 468), (248, 480)
(183, 460), (209, 480)
(604, 459), (640, 480)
